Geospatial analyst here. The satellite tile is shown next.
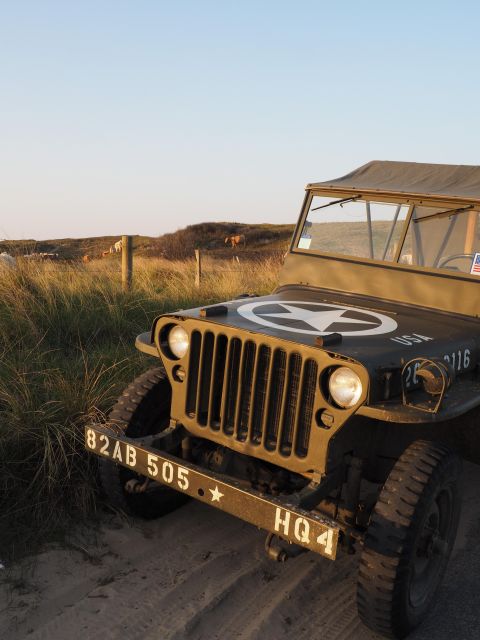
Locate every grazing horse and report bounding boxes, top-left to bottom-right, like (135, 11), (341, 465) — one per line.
(224, 234), (246, 249)
(114, 240), (123, 253)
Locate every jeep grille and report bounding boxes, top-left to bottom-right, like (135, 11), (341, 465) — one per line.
(185, 330), (318, 458)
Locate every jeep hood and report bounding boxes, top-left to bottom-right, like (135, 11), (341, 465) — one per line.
(167, 287), (480, 375)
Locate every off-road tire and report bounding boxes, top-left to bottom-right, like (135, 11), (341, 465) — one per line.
(99, 367), (188, 518)
(357, 440), (461, 639)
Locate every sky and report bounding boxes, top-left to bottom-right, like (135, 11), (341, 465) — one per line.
(1, 1), (480, 240)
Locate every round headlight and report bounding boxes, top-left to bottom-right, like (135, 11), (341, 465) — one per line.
(328, 367), (363, 408)
(167, 325), (190, 359)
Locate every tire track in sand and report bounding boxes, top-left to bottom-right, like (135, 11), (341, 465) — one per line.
(10, 463), (480, 640)
(26, 506), (258, 640)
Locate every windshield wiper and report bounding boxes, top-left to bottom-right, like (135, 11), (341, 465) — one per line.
(414, 204), (475, 223)
(310, 195), (362, 212)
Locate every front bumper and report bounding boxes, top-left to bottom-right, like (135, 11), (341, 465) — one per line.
(85, 425), (340, 560)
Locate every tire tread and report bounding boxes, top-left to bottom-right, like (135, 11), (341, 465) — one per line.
(99, 367), (187, 518)
(357, 440), (461, 638)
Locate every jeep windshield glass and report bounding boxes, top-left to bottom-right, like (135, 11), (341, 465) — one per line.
(298, 196), (409, 261)
(398, 205), (480, 272)
(298, 196), (480, 273)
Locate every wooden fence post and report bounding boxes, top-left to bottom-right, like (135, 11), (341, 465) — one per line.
(195, 249), (202, 288)
(122, 235), (133, 291)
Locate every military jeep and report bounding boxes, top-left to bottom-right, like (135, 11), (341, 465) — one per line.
(85, 160), (480, 638)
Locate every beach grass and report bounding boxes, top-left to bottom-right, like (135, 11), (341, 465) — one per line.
(0, 256), (280, 556)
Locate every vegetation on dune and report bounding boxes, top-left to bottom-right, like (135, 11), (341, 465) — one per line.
(0, 256), (281, 556)
(155, 222), (294, 259)
(0, 222), (294, 261)
(0, 235), (155, 260)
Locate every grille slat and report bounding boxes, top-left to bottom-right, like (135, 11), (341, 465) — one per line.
(196, 332), (214, 425)
(262, 349), (287, 450)
(249, 345), (271, 445)
(278, 353), (303, 454)
(186, 331), (202, 417)
(295, 359), (318, 456)
(244, 343), (262, 443)
(233, 340), (248, 440)
(291, 360), (307, 453)
(260, 351), (277, 448)
(276, 353), (294, 454)
(222, 337), (242, 435)
(236, 341), (256, 442)
(207, 335), (228, 430)
(186, 333), (316, 459)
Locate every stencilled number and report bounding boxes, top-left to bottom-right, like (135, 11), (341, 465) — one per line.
(405, 362), (420, 388)
(162, 461), (174, 484)
(86, 429), (96, 449)
(444, 348), (471, 372)
(317, 529), (334, 556)
(99, 434), (110, 455)
(147, 453), (158, 477)
(146, 454), (189, 491)
(177, 467), (189, 490)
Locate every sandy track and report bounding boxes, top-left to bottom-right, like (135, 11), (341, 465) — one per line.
(2, 463), (480, 640)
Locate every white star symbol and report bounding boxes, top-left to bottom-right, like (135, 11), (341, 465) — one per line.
(209, 485), (224, 503)
(259, 304), (376, 333)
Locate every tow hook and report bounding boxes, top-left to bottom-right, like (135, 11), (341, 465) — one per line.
(264, 533), (308, 562)
(124, 478), (150, 494)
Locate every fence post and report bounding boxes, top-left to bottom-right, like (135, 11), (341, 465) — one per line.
(122, 235), (133, 291)
(195, 249), (202, 288)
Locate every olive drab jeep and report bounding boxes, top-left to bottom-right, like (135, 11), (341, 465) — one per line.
(85, 160), (480, 638)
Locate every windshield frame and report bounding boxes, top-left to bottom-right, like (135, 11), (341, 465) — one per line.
(290, 189), (480, 281)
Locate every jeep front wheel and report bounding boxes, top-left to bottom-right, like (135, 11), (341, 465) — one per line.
(99, 367), (188, 518)
(357, 440), (461, 639)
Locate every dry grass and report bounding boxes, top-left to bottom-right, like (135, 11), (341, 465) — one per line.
(0, 256), (281, 556)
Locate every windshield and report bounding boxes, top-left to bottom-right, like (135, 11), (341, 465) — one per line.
(399, 206), (480, 272)
(298, 196), (409, 261)
(298, 196), (480, 274)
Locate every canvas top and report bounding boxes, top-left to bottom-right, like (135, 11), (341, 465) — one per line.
(308, 160), (480, 203)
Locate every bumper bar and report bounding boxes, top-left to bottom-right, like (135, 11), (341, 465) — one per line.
(85, 425), (340, 560)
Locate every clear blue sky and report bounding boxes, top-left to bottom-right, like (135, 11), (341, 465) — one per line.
(1, 1), (479, 240)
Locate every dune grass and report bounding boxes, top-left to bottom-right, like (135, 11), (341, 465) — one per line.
(0, 256), (280, 556)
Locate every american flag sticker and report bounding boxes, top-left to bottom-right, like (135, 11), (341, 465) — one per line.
(470, 252), (480, 275)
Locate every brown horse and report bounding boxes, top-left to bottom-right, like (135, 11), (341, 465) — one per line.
(224, 234), (246, 249)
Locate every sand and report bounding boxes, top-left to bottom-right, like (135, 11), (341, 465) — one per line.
(1, 463), (480, 640)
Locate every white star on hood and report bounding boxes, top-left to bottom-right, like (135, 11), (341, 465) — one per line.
(259, 304), (376, 333)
